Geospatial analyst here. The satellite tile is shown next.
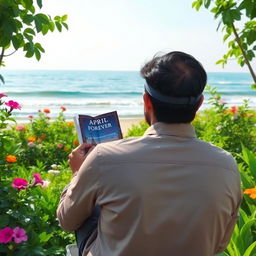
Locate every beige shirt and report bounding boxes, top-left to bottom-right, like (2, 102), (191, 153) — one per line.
(57, 123), (242, 256)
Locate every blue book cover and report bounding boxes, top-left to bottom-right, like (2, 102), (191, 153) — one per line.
(74, 111), (123, 144)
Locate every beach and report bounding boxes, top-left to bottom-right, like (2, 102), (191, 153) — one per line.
(120, 117), (144, 135)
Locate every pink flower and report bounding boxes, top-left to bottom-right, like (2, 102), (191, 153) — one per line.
(0, 93), (7, 98)
(57, 143), (63, 149)
(0, 227), (14, 244)
(5, 100), (21, 110)
(13, 227), (28, 244)
(11, 178), (28, 190)
(27, 142), (36, 147)
(16, 125), (25, 131)
(28, 115), (34, 119)
(32, 173), (44, 186)
(217, 99), (226, 104)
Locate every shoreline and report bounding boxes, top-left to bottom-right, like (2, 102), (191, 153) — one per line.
(119, 117), (144, 135)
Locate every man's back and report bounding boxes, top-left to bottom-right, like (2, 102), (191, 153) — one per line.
(68, 122), (241, 256)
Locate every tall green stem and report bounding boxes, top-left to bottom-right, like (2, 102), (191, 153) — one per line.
(231, 22), (256, 84)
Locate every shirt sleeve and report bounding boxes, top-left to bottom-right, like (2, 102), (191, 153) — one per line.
(57, 147), (101, 232)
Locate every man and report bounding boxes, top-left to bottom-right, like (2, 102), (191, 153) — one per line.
(57, 51), (242, 256)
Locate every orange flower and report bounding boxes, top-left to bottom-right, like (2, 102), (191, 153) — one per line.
(27, 136), (36, 142)
(230, 106), (238, 115)
(64, 146), (69, 151)
(6, 155), (17, 163)
(244, 187), (256, 199)
(43, 108), (50, 114)
(73, 140), (79, 146)
(66, 121), (74, 127)
(60, 106), (67, 111)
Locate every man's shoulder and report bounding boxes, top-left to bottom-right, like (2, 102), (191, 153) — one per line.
(195, 138), (237, 170)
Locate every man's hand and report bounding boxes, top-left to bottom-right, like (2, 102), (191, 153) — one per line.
(68, 143), (95, 174)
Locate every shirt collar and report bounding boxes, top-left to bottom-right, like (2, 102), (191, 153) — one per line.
(144, 122), (197, 138)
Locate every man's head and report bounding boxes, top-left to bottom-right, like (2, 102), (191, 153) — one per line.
(140, 51), (207, 124)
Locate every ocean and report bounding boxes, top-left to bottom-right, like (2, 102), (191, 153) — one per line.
(1, 70), (255, 121)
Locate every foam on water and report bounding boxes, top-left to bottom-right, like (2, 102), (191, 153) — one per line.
(1, 70), (255, 121)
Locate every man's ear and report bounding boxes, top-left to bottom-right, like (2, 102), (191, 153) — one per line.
(196, 94), (204, 111)
(143, 93), (153, 110)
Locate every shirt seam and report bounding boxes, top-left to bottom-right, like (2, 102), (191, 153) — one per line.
(95, 161), (236, 173)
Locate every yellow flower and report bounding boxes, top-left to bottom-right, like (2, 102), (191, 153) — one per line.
(6, 155), (17, 163)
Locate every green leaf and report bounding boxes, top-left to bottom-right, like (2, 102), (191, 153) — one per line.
(34, 48), (41, 61)
(35, 43), (45, 53)
(62, 22), (69, 30)
(204, 0), (211, 8)
(22, 14), (34, 25)
(49, 21), (55, 32)
(41, 24), (49, 35)
(39, 232), (53, 243)
(12, 37), (21, 50)
(251, 83), (256, 89)
(61, 14), (68, 21)
(55, 21), (62, 32)
(0, 74), (5, 84)
(243, 241), (256, 256)
(24, 28), (35, 35)
(241, 144), (256, 181)
(54, 15), (61, 21)
(37, 0), (43, 8)
(240, 219), (256, 249)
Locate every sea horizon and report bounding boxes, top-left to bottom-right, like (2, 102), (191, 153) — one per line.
(1, 70), (255, 121)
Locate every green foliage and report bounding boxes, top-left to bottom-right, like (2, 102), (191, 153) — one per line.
(192, 0), (256, 84)
(125, 121), (149, 137)
(193, 86), (256, 155)
(0, 96), (76, 255)
(0, 0), (68, 84)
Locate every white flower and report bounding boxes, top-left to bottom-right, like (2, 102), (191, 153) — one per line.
(51, 164), (58, 169)
(42, 180), (50, 188)
(216, 126), (222, 131)
(48, 170), (60, 175)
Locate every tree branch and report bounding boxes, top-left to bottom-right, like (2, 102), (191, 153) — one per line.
(0, 48), (5, 67)
(231, 22), (256, 84)
(3, 50), (17, 57)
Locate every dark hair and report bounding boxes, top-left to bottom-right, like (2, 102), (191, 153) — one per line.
(140, 51), (207, 123)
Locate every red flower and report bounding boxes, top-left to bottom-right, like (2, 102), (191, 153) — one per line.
(11, 178), (28, 190)
(0, 227), (14, 244)
(5, 100), (21, 110)
(43, 108), (50, 114)
(60, 106), (66, 111)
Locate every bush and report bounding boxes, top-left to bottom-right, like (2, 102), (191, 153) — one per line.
(0, 95), (76, 255)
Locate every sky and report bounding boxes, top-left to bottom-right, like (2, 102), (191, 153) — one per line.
(3, 0), (253, 72)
